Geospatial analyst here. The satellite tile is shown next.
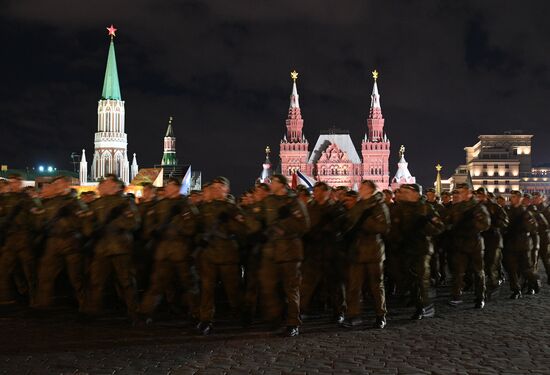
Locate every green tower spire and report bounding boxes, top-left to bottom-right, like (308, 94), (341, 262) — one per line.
(101, 26), (122, 100)
(162, 116), (178, 166)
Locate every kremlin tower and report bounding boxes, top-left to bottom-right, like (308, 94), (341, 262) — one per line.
(361, 70), (390, 187)
(85, 25), (136, 185)
(161, 116), (177, 166)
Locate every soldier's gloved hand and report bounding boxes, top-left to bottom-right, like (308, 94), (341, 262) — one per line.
(278, 206), (291, 219)
(218, 211), (230, 223)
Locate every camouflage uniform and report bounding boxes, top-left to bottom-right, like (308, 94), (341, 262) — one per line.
(504, 205), (540, 294)
(479, 199), (508, 291)
(0, 192), (37, 304)
(344, 192), (390, 320)
(448, 199), (491, 303)
(258, 193), (309, 327)
(392, 199), (444, 313)
(427, 200), (445, 284)
(140, 197), (199, 318)
(198, 199), (248, 323)
(535, 202), (550, 283)
(384, 201), (407, 296)
(81, 194), (140, 317)
(528, 205), (549, 273)
(241, 202), (264, 321)
(300, 199), (346, 316)
(135, 199), (157, 293)
(35, 194), (87, 308)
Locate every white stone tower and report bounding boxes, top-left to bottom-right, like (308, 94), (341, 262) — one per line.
(90, 25), (132, 184)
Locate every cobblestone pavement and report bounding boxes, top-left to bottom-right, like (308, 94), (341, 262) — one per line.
(1, 281), (550, 375)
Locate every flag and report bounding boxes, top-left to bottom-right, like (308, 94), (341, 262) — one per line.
(296, 170), (315, 191)
(180, 166), (192, 196)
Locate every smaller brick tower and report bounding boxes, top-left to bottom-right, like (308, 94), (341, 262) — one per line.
(280, 70), (309, 177)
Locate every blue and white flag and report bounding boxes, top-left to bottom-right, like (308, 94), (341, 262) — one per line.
(296, 170), (316, 191)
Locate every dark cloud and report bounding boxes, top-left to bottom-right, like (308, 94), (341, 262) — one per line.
(2, 0), (550, 193)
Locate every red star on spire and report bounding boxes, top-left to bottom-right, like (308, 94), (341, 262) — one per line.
(106, 24), (117, 38)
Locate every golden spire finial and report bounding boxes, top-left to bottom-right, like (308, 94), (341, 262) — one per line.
(169, 116), (173, 124)
(291, 70), (299, 82)
(372, 70), (379, 81)
(399, 145), (405, 157)
(436, 164), (442, 172)
(265, 146), (271, 155)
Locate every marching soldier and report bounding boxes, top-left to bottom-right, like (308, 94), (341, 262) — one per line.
(258, 174), (309, 337)
(437, 191), (453, 284)
(140, 178), (199, 321)
(532, 192), (550, 284)
(342, 180), (390, 329)
(504, 191), (540, 298)
(241, 183), (270, 326)
(522, 194), (541, 274)
(475, 187), (508, 295)
(448, 184), (491, 308)
(300, 182), (346, 323)
(135, 183), (157, 293)
(392, 184), (444, 319)
(34, 176), (88, 308)
(0, 174), (38, 306)
(426, 188), (445, 286)
(196, 177), (248, 335)
(385, 189), (405, 297)
(81, 174), (140, 322)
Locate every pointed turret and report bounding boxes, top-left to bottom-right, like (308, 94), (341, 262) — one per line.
(393, 145), (413, 181)
(79, 149), (88, 185)
(285, 70), (305, 142)
(290, 78), (300, 109)
(259, 146), (273, 183)
(362, 70), (390, 187)
(101, 25), (121, 100)
(280, 70), (310, 178)
(370, 76), (381, 111)
(391, 145), (416, 189)
(131, 153), (139, 181)
(165, 116), (175, 137)
(161, 116), (178, 166)
(435, 164), (442, 195)
(367, 69), (384, 134)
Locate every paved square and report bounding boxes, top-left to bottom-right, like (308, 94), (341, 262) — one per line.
(1, 285), (549, 374)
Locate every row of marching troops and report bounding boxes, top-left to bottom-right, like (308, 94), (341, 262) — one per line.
(0, 172), (548, 337)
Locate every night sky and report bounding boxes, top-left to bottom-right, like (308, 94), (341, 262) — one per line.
(2, 1), (550, 194)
